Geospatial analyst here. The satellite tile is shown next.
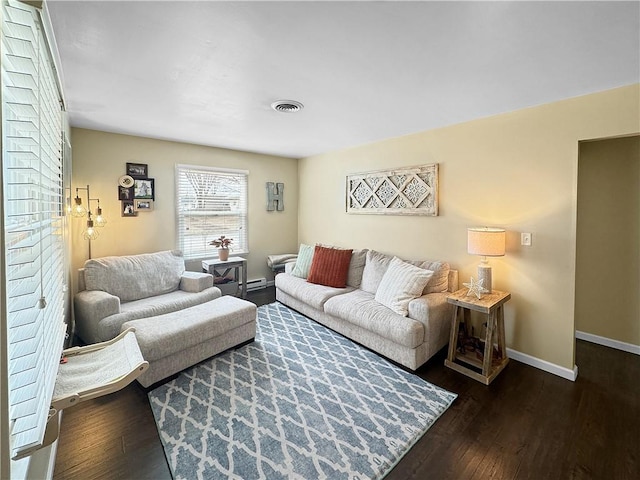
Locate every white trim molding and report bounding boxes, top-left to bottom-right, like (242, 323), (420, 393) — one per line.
(575, 331), (640, 356)
(506, 348), (579, 382)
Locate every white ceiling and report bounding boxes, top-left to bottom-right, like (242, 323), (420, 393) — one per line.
(46, 1), (640, 159)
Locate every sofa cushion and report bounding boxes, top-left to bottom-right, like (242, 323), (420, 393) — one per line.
(360, 250), (394, 294)
(84, 250), (185, 302)
(97, 287), (221, 341)
(347, 249), (368, 288)
(375, 257), (434, 316)
(291, 243), (315, 279)
(275, 273), (353, 310)
(121, 296), (256, 362)
(420, 260), (450, 294)
(308, 245), (354, 288)
(324, 289), (424, 348)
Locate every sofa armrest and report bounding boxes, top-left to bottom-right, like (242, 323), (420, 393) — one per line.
(284, 262), (295, 274)
(74, 290), (121, 343)
(408, 292), (453, 348)
(180, 271), (214, 293)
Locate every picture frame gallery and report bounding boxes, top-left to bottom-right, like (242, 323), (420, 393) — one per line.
(119, 163), (155, 216)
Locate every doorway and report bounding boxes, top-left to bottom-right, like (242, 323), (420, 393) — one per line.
(575, 135), (639, 353)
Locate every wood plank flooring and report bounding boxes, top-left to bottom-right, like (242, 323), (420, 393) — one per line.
(53, 288), (640, 479)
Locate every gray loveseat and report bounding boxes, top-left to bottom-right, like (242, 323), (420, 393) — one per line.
(74, 250), (257, 387)
(276, 248), (458, 370)
(74, 250), (222, 343)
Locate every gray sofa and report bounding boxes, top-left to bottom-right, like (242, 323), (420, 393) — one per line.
(74, 250), (257, 387)
(275, 249), (458, 370)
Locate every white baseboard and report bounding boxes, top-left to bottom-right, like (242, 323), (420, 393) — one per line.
(267, 279), (275, 287)
(506, 332), (639, 382)
(506, 348), (579, 382)
(575, 330), (640, 356)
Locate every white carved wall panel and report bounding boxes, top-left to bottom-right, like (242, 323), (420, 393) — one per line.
(346, 164), (439, 216)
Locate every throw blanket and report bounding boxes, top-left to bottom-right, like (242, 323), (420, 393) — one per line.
(267, 253), (298, 268)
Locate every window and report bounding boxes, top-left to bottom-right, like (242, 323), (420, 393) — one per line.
(176, 164), (248, 259)
(2, 0), (68, 462)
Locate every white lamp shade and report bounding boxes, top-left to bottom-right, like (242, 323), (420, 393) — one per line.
(468, 228), (506, 257)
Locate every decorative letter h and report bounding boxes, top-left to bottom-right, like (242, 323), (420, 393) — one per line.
(266, 182), (284, 211)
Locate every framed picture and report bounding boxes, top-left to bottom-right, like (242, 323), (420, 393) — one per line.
(134, 178), (154, 200)
(126, 162), (148, 179)
(134, 199), (154, 211)
(122, 201), (137, 217)
(118, 185), (134, 201)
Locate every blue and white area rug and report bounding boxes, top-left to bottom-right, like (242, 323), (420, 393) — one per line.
(148, 302), (457, 480)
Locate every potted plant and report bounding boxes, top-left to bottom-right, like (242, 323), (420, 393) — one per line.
(209, 235), (233, 261)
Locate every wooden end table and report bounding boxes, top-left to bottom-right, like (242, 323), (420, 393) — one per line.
(202, 256), (247, 299)
(444, 288), (511, 385)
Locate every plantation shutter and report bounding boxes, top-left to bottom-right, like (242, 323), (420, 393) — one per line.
(2, 0), (67, 459)
(176, 164), (248, 259)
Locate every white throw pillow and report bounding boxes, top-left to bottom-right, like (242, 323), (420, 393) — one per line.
(375, 257), (434, 316)
(291, 243), (315, 278)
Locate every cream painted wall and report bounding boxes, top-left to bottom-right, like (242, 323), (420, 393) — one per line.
(298, 84), (640, 371)
(70, 128), (298, 289)
(576, 136), (639, 346)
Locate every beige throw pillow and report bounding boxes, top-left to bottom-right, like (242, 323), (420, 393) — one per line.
(420, 260), (451, 294)
(375, 257), (434, 316)
(346, 249), (368, 288)
(360, 250), (394, 294)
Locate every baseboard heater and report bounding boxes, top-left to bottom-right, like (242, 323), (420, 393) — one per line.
(242, 277), (267, 292)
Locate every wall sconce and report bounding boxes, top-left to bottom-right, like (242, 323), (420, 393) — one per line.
(467, 227), (506, 293)
(83, 218), (99, 241)
(94, 200), (107, 227)
(73, 185), (107, 258)
(71, 192), (87, 217)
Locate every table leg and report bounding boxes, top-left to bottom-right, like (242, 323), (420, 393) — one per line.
(446, 305), (461, 363)
(482, 311), (496, 376)
(241, 261), (247, 299)
(496, 305), (507, 359)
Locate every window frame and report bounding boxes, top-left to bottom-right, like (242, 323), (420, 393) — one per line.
(175, 164), (249, 260)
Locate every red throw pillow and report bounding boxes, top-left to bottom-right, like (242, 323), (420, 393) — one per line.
(307, 246), (353, 288)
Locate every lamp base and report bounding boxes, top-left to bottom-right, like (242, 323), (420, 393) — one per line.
(477, 264), (492, 293)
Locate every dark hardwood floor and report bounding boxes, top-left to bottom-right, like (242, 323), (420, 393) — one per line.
(53, 287), (640, 479)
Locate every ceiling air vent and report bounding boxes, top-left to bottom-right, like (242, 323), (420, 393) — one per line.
(271, 100), (304, 113)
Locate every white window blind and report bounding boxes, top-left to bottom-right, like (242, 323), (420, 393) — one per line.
(176, 164), (248, 259)
(2, 0), (67, 460)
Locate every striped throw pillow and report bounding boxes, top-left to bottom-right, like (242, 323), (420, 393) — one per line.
(291, 244), (315, 279)
(307, 246), (353, 288)
(375, 257), (434, 316)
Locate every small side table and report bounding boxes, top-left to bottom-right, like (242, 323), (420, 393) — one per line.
(444, 288), (511, 385)
(202, 256), (247, 299)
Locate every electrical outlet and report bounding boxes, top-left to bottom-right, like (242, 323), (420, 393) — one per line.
(521, 232), (532, 246)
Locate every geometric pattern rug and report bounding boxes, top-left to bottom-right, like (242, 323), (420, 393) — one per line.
(148, 302), (457, 480)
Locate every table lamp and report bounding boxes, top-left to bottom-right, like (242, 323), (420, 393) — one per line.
(467, 227), (505, 293)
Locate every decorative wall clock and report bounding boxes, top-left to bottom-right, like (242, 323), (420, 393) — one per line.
(119, 175), (134, 188)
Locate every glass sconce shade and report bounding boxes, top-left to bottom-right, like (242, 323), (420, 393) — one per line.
(82, 219), (99, 240)
(94, 206), (107, 227)
(72, 196), (87, 217)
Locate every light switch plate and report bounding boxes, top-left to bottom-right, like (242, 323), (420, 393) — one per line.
(521, 232), (532, 246)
